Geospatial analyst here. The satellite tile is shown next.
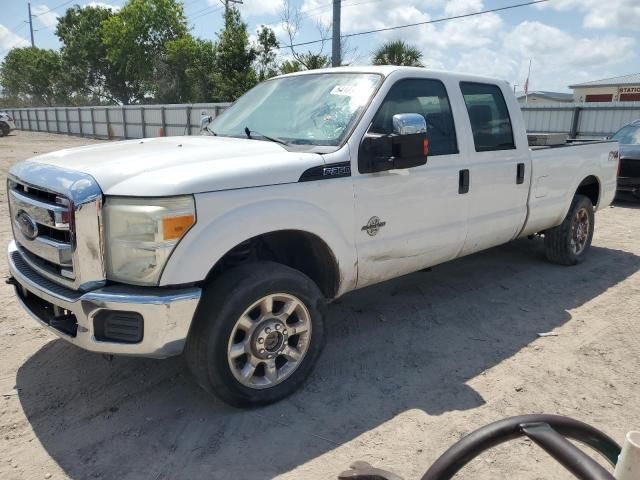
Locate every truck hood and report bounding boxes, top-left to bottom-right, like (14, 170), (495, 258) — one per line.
(25, 136), (325, 196)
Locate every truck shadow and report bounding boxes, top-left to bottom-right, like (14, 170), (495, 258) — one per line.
(16, 239), (640, 479)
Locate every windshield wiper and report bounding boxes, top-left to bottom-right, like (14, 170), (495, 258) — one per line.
(244, 127), (288, 146)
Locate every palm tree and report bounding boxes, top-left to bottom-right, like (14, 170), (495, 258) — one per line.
(371, 40), (424, 67)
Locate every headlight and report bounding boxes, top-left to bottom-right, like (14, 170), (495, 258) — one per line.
(103, 196), (196, 286)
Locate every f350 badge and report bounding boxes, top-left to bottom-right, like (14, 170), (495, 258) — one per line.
(361, 216), (386, 236)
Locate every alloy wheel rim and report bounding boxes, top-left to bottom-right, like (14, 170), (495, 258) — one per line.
(227, 293), (312, 389)
(571, 207), (590, 255)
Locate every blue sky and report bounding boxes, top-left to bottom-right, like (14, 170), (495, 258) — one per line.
(1, 0), (638, 92)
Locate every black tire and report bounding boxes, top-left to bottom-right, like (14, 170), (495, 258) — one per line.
(544, 194), (594, 266)
(0, 123), (8, 137)
(184, 261), (326, 407)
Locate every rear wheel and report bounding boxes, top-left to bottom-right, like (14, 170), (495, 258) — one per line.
(185, 261), (326, 407)
(0, 122), (9, 137)
(544, 194), (594, 265)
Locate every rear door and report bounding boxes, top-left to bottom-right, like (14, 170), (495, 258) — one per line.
(457, 81), (531, 255)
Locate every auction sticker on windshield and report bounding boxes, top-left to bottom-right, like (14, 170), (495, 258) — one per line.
(330, 85), (358, 96)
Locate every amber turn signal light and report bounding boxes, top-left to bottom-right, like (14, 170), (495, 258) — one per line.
(162, 215), (195, 241)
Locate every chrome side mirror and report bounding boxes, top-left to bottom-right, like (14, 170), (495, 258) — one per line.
(200, 112), (213, 135)
(392, 113), (427, 136)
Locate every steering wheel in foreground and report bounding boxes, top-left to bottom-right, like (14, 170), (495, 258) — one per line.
(339, 414), (622, 480)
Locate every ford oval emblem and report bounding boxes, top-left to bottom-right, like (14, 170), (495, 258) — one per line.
(16, 210), (39, 240)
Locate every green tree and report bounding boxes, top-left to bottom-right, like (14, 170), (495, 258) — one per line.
(280, 59), (303, 74)
(0, 47), (67, 106)
(372, 40), (424, 67)
(279, 53), (329, 75)
(214, 7), (257, 101)
(155, 36), (217, 103)
(297, 52), (330, 70)
(101, 0), (188, 103)
(56, 5), (125, 104)
(255, 25), (279, 81)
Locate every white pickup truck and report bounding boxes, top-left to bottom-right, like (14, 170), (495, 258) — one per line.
(7, 67), (618, 406)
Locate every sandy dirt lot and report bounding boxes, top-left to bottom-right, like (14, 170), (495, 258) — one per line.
(0, 130), (639, 480)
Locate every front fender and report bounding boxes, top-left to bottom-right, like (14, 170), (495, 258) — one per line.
(159, 182), (357, 295)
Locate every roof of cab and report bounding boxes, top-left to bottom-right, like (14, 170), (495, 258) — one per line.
(275, 65), (511, 86)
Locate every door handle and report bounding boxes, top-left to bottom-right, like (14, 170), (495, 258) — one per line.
(517, 163), (525, 184)
(459, 169), (470, 194)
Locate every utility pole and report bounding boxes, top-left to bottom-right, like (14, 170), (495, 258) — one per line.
(28, 2), (35, 47)
(525, 58), (532, 105)
(332, 0), (341, 67)
(223, 0), (243, 24)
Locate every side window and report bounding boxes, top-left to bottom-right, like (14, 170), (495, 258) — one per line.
(460, 82), (516, 152)
(369, 79), (458, 156)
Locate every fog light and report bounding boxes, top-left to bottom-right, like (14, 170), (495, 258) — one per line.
(94, 311), (144, 344)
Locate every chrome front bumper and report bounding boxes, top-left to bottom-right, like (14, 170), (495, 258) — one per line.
(8, 241), (201, 358)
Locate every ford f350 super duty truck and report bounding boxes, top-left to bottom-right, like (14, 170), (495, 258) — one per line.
(7, 67), (619, 406)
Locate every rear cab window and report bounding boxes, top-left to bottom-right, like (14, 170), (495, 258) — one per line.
(460, 82), (516, 152)
(369, 78), (458, 156)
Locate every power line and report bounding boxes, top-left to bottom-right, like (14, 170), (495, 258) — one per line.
(280, 0), (549, 49)
(191, 5), (224, 21)
(33, 0), (74, 17)
(190, 5), (217, 17)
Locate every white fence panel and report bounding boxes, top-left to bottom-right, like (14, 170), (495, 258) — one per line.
(13, 100), (635, 140)
(521, 101), (640, 138)
(9, 103), (229, 140)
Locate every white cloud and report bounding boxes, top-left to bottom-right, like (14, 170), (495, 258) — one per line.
(536, 0), (640, 31)
(504, 21), (635, 69)
(208, 0), (283, 17)
(0, 24), (30, 54)
(85, 2), (121, 11)
(260, 21), (288, 41)
(273, 0), (637, 92)
(444, 0), (483, 16)
(32, 5), (59, 30)
(452, 21), (637, 91)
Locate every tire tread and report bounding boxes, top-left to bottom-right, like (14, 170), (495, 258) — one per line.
(544, 194), (594, 266)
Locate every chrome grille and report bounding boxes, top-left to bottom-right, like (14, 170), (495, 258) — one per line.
(9, 179), (75, 280)
(8, 161), (106, 291)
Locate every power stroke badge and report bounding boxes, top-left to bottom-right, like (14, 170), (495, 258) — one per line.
(361, 216), (386, 236)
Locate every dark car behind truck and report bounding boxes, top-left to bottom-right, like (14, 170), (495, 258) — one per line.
(611, 119), (640, 199)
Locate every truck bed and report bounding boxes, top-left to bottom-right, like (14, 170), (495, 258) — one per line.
(521, 140), (618, 237)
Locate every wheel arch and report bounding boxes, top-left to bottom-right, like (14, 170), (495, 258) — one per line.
(204, 229), (342, 299)
(557, 174), (601, 224)
(159, 198), (355, 298)
(575, 175), (601, 208)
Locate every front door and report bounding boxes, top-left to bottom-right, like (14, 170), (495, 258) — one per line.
(353, 77), (468, 288)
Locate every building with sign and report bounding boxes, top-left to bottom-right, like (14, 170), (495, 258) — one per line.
(570, 73), (640, 103)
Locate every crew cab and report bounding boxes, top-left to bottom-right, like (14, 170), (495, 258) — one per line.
(7, 67), (619, 406)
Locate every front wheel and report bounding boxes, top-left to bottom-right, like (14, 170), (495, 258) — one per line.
(544, 194), (594, 265)
(185, 261), (326, 407)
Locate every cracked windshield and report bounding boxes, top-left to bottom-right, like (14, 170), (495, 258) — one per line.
(209, 73), (381, 146)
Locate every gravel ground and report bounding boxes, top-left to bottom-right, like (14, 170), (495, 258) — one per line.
(0, 130), (639, 480)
